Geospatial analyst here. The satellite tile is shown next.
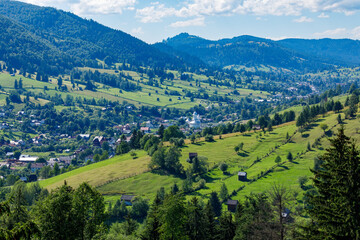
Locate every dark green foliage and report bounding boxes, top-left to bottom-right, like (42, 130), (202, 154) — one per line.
(159, 193), (187, 240)
(116, 141), (130, 155)
(163, 125), (185, 141)
(217, 212), (236, 240)
(209, 192), (222, 217)
(306, 126), (360, 239)
(35, 182), (106, 240)
(219, 183), (229, 202)
(186, 197), (209, 240)
(150, 146), (183, 175)
(234, 193), (278, 240)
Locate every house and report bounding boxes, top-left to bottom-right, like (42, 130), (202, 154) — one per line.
(140, 127), (151, 134)
(253, 125), (261, 131)
(59, 155), (76, 165)
(30, 163), (45, 172)
(93, 136), (106, 147)
(227, 200), (239, 212)
(121, 195), (136, 206)
(238, 171), (247, 181)
(19, 155), (39, 163)
(189, 153), (198, 161)
(47, 158), (59, 167)
(6, 152), (14, 158)
(79, 134), (90, 140)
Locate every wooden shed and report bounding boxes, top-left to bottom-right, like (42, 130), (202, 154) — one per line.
(121, 195), (136, 206)
(238, 171), (247, 181)
(227, 200), (239, 212)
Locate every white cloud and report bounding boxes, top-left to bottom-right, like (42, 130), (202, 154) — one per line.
(318, 12), (329, 18)
(293, 16), (313, 23)
(313, 26), (360, 39)
(19, 0), (71, 6)
(313, 28), (347, 38)
(136, 3), (178, 23)
(170, 17), (205, 27)
(71, 0), (136, 15)
(136, 0), (360, 23)
(131, 27), (144, 35)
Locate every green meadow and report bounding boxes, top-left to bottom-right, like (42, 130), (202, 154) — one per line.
(39, 105), (360, 207)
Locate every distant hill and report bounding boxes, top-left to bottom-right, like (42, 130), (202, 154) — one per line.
(277, 38), (360, 65)
(0, 15), (75, 72)
(157, 33), (360, 71)
(0, 0), (188, 74)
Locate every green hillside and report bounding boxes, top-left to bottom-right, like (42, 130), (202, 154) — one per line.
(39, 102), (358, 206)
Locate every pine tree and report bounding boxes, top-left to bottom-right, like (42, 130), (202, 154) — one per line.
(204, 201), (217, 240)
(219, 183), (229, 202)
(306, 126), (360, 239)
(186, 197), (208, 240)
(287, 152), (293, 162)
(141, 194), (161, 240)
(217, 212), (236, 240)
(209, 192), (222, 217)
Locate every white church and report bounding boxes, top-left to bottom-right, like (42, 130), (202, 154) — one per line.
(187, 112), (201, 129)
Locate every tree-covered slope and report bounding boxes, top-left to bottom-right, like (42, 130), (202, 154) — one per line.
(158, 33), (331, 71)
(0, 14), (76, 75)
(277, 38), (360, 65)
(0, 0), (187, 74)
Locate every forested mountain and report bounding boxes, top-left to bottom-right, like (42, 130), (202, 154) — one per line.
(277, 38), (360, 65)
(0, 0), (189, 75)
(0, 14), (78, 75)
(157, 33), (360, 71)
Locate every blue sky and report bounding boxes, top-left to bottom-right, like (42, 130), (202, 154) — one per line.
(19, 0), (360, 43)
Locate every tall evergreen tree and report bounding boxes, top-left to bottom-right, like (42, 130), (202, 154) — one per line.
(209, 192), (222, 217)
(306, 126), (360, 239)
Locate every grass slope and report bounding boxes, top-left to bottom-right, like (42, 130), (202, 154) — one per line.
(40, 107), (360, 206)
(40, 151), (150, 190)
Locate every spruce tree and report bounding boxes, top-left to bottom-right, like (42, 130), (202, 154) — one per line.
(219, 183), (229, 202)
(209, 192), (222, 217)
(306, 126), (360, 239)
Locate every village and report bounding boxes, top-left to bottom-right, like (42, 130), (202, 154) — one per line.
(0, 110), (210, 182)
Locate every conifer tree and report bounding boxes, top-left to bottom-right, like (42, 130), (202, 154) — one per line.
(209, 192), (222, 217)
(306, 126), (360, 239)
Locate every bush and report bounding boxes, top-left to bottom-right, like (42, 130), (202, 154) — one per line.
(219, 162), (228, 173)
(205, 134), (214, 142)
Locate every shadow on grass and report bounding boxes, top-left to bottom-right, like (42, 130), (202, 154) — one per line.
(301, 134), (310, 138)
(325, 130), (333, 137)
(237, 152), (249, 157)
(278, 165), (289, 170)
(290, 161), (299, 164)
(193, 142), (205, 146)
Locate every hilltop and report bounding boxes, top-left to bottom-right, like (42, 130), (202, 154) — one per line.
(156, 33), (360, 71)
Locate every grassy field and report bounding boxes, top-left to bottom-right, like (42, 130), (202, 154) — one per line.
(0, 66), (271, 110)
(41, 107), (360, 206)
(40, 151), (150, 190)
(40, 108), (359, 206)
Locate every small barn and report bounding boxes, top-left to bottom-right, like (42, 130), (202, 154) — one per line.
(227, 200), (239, 212)
(121, 195), (136, 206)
(238, 171), (247, 181)
(187, 153), (198, 163)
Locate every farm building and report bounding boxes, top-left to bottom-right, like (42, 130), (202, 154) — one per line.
(189, 152), (198, 160)
(238, 171), (247, 181)
(121, 195), (136, 206)
(227, 200), (239, 212)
